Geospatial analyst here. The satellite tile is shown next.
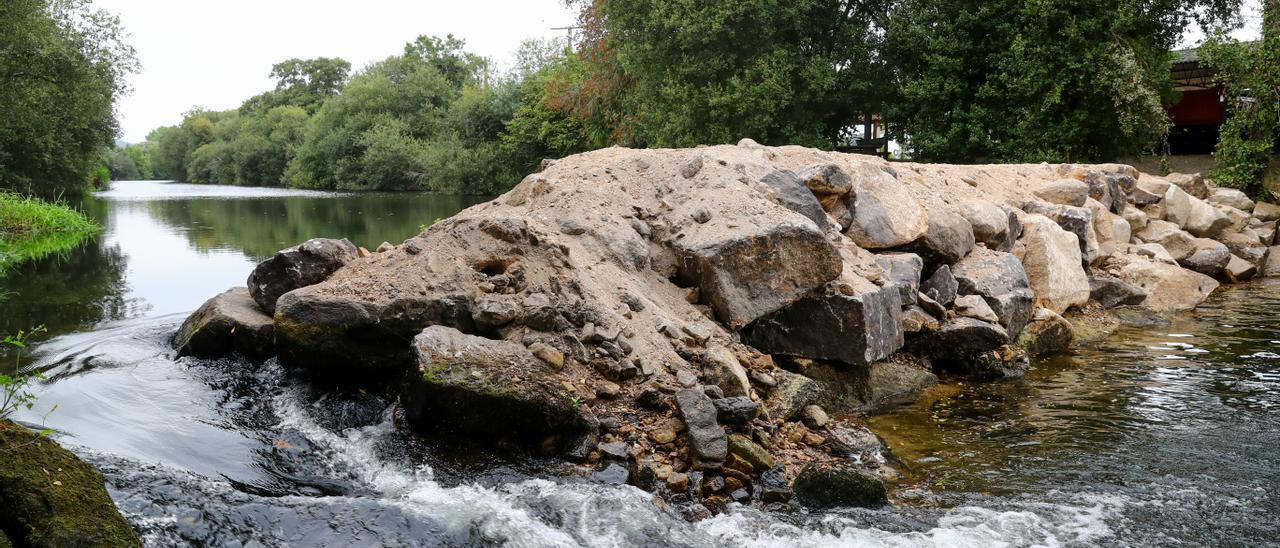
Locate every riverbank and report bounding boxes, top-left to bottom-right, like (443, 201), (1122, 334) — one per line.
(0, 194), (99, 275)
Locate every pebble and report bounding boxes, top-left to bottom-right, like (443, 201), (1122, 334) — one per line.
(801, 405), (830, 429)
(649, 427), (678, 445)
(599, 442), (628, 460)
(529, 343), (565, 370)
(666, 472), (690, 492)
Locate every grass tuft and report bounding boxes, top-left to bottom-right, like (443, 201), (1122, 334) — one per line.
(0, 193), (100, 275)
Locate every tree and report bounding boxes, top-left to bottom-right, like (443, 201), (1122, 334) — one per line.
(241, 57), (352, 115)
(886, 0), (1241, 163)
(1203, 0), (1279, 197)
(0, 0), (138, 197)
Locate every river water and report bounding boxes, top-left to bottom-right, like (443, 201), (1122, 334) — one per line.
(4, 181), (1278, 546)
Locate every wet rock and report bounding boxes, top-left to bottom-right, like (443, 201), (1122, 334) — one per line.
(713, 397), (758, 425)
(792, 464), (888, 509)
(1034, 179), (1089, 207)
(958, 199), (1010, 249)
(1088, 276), (1147, 308)
(891, 208), (975, 271)
(675, 221), (840, 330)
(1017, 308), (1075, 357)
(676, 388), (727, 463)
(727, 433), (773, 471)
(666, 472), (691, 493)
(742, 283), (903, 367)
(1166, 172), (1210, 199)
(1179, 238), (1231, 277)
(759, 169), (832, 231)
(1136, 220), (1196, 261)
(1116, 254), (1219, 312)
(842, 161), (929, 249)
(873, 252), (924, 304)
(953, 294), (1000, 323)
(949, 246), (1034, 336)
(921, 264), (958, 307)
(595, 463), (630, 485)
(909, 317), (1009, 360)
(1225, 254), (1258, 283)
(247, 238), (358, 314)
(599, 441), (628, 460)
(0, 420), (141, 547)
(865, 357), (938, 408)
(764, 370), (821, 420)
(1209, 187), (1255, 212)
(402, 326), (597, 456)
(173, 287), (275, 361)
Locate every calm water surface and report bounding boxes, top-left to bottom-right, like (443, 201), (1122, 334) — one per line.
(3, 181), (1279, 546)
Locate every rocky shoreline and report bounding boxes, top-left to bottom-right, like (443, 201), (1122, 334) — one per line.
(175, 142), (1280, 515)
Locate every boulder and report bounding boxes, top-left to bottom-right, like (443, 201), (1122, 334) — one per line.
(1215, 204), (1252, 233)
(921, 264), (959, 307)
(1133, 242), (1179, 265)
(1132, 180), (1168, 206)
(957, 199), (1010, 249)
(798, 163), (854, 200)
(1034, 179), (1089, 207)
(1116, 256), (1219, 312)
(908, 317), (1009, 360)
(792, 464), (887, 509)
(743, 283), (903, 367)
(843, 162), (929, 249)
(1254, 221), (1277, 246)
(676, 388), (728, 463)
(677, 221), (842, 330)
(702, 346), (751, 398)
(949, 247), (1034, 336)
(1181, 195), (1232, 238)
(1085, 198), (1116, 244)
(1254, 202), (1280, 222)
(1022, 201), (1098, 267)
(954, 294), (1000, 323)
(173, 287), (275, 361)
(1122, 207), (1149, 234)
(1088, 276), (1147, 308)
(1179, 238), (1231, 277)
(1017, 308), (1075, 357)
(764, 369), (821, 420)
(864, 357), (938, 408)
(1221, 231), (1269, 267)
(1262, 247), (1280, 277)
(247, 237), (358, 314)
(1166, 172), (1209, 199)
(402, 326), (597, 456)
(873, 253), (924, 304)
(1224, 254), (1258, 283)
(889, 208), (975, 271)
(1162, 184), (1193, 227)
(1208, 187), (1255, 212)
(0, 421), (141, 547)
(1112, 215), (1132, 245)
(759, 169), (832, 231)
(1136, 220), (1196, 261)
(1019, 214), (1091, 313)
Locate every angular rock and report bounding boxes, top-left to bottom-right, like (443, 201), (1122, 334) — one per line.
(1116, 256), (1219, 312)
(1167, 172), (1209, 199)
(403, 326), (597, 455)
(1179, 238), (1231, 277)
(1221, 231), (1269, 267)
(890, 208), (975, 271)
(1215, 203), (1253, 233)
(1132, 180), (1167, 206)
(792, 464), (888, 509)
(921, 264), (959, 307)
(1122, 207), (1149, 234)
(1016, 308), (1075, 357)
(247, 237), (358, 315)
(676, 388), (727, 463)
(713, 397), (758, 425)
(1136, 220), (1197, 261)
(743, 283), (903, 367)
(873, 252), (924, 304)
(1209, 187), (1255, 212)
(759, 169), (832, 231)
(1182, 195), (1232, 238)
(1261, 247), (1280, 277)
(1224, 254), (1258, 283)
(1019, 214), (1090, 313)
(1133, 242), (1178, 265)
(1254, 221), (1277, 246)
(909, 317), (1009, 359)
(949, 246), (1034, 336)
(728, 433), (775, 471)
(900, 305), (940, 333)
(1022, 201), (1097, 267)
(676, 222), (841, 330)
(764, 369), (821, 420)
(1088, 276), (1147, 308)
(1254, 202), (1280, 222)
(1112, 215), (1133, 245)
(864, 358), (938, 408)
(1034, 179), (1089, 207)
(842, 161), (929, 249)
(702, 346), (751, 398)
(957, 199), (1010, 249)
(954, 294), (999, 323)
(1162, 184), (1194, 228)
(798, 163), (853, 199)
(173, 287), (275, 361)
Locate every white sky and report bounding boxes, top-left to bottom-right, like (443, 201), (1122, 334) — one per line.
(100, 0), (1262, 143)
(99, 0), (578, 142)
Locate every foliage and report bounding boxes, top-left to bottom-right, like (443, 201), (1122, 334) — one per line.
(105, 143), (154, 181)
(0, 327), (46, 418)
(0, 192), (100, 274)
(884, 0), (1238, 163)
(1202, 2), (1278, 198)
(0, 0), (138, 198)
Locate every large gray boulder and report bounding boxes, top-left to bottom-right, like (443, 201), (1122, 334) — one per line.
(1034, 179), (1089, 207)
(842, 162), (929, 249)
(1179, 238), (1232, 277)
(890, 208), (975, 271)
(1016, 308), (1075, 357)
(957, 199), (1010, 250)
(921, 264), (959, 306)
(1088, 276), (1147, 308)
(1209, 187), (1255, 212)
(1224, 254), (1258, 283)
(759, 169), (832, 232)
(743, 284), (903, 367)
(949, 246), (1034, 336)
(873, 252), (924, 304)
(1019, 214), (1091, 313)
(676, 388), (728, 464)
(248, 238), (359, 314)
(1136, 220), (1197, 261)
(174, 287), (275, 361)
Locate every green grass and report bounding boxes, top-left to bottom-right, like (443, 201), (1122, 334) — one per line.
(0, 193), (100, 275)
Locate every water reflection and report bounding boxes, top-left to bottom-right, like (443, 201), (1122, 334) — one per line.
(0, 181), (486, 360)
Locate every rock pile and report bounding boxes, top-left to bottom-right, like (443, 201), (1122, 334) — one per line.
(174, 143), (1280, 515)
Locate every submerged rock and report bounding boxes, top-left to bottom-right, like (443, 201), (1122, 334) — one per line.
(0, 420), (140, 547)
(173, 287), (275, 361)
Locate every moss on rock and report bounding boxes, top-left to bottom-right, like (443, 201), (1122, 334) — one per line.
(0, 420), (139, 547)
(792, 463), (888, 509)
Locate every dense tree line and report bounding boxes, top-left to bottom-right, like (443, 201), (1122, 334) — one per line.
(142, 0), (1249, 194)
(0, 0), (137, 198)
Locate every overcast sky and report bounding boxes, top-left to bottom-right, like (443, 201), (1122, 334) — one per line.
(100, 0), (1262, 143)
(99, 0), (578, 142)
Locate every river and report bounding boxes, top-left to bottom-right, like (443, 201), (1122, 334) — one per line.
(4, 181), (1278, 546)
